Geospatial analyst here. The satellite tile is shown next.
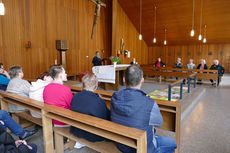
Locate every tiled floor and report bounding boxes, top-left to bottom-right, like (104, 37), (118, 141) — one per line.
(26, 75), (230, 153)
(180, 75), (230, 153)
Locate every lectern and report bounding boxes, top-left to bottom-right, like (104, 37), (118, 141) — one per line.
(56, 40), (69, 69)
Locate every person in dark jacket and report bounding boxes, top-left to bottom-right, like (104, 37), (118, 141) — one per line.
(0, 127), (37, 153)
(70, 74), (110, 142)
(173, 58), (183, 68)
(210, 59), (225, 86)
(197, 59), (208, 84)
(0, 63), (10, 91)
(130, 58), (138, 65)
(111, 65), (177, 153)
(173, 58), (183, 80)
(154, 58), (166, 67)
(92, 51), (102, 66)
(197, 59), (208, 70)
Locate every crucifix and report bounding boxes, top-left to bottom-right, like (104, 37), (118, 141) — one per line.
(89, 0), (106, 39)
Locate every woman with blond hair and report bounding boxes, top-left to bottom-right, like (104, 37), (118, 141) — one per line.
(197, 59), (208, 84)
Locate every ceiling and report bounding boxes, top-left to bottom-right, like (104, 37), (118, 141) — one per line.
(118, 0), (230, 46)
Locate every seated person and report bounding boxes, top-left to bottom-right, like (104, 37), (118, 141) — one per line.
(186, 59), (196, 69)
(0, 110), (38, 140)
(0, 127), (37, 153)
(43, 65), (73, 127)
(154, 58), (166, 67)
(0, 63), (10, 91)
(6, 66), (30, 113)
(197, 59), (208, 84)
(197, 59), (208, 70)
(92, 51), (102, 66)
(173, 58), (183, 68)
(70, 74), (110, 142)
(210, 59), (225, 86)
(111, 65), (177, 153)
(29, 72), (53, 118)
(130, 58), (138, 65)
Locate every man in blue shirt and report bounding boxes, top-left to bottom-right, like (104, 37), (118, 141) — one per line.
(0, 63), (10, 91)
(111, 65), (177, 153)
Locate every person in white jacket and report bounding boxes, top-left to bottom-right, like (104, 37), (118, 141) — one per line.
(29, 72), (53, 118)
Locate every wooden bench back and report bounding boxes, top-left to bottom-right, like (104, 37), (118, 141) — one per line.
(141, 65), (218, 80)
(68, 85), (181, 152)
(0, 91), (147, 153)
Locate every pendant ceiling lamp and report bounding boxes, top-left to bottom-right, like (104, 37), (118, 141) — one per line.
(203, 25), (207, 43)
(139, 0), (142, 40)
(153, 6), (157, 43)
(190, 0), (195, 37)
(198, 0), (203, 40)
(164, 29), (167, 45)
(0, 0), (5, 15)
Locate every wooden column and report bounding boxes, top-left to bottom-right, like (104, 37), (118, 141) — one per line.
(175, 103), (181, 153)
(136, 132), (147, 153)
(60, 51), (66, 70)
(42, 110), (54, 153)
(0, 96), (9, 111)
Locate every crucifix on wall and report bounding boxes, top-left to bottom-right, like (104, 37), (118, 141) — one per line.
(89, 0), (106, 39)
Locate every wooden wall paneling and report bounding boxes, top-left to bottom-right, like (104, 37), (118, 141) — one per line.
(148, 47), (153, 64)
(187, 45), (195, 65)
(167, 46), (175, 67)
(222, 44), (230, 72)
(0, 0), (112, 78)
(181, 45), (188, 66)
(112, 0), (118, 56)
(112, 1), (148, 65)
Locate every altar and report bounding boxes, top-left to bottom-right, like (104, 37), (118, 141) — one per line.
(92, 64), (130, 91)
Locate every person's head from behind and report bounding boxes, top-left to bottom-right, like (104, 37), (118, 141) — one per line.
(82, 74), (98, 92)
(0, 63), (4, 73)
(37, 72), (53, 82)
(189, 59), (194, 64)
(49, 65), (67, 82)
(201, 59), (206, 65)
(177, 58), (181, 63)
(9, 66), (23, 79)
(214, 59), (219, 65)
(158, 58), (161, 62)
(96, 51), (100, 57)
(125, 65), (144, 89)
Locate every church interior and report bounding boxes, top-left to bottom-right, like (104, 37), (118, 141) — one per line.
(0, 0), (229, 153)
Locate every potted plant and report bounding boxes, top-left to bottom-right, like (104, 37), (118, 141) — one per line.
(110, 56), (121, 67)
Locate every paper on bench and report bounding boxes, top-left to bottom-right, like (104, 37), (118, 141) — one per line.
(92, 65), (116, 84)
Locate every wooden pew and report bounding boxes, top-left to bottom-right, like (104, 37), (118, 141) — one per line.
(45, 105), (147, 153)
(141, 65), (218, 86)
(0, 91), (147, 153)
(0, 87), (181, 153)
(68, 85), (181, 153)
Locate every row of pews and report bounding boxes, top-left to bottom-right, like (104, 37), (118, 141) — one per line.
(141, 64), (218, 87)
(0, 85), (181, 153)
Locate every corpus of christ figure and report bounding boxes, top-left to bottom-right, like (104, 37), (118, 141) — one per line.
(89, 0), (106, 39)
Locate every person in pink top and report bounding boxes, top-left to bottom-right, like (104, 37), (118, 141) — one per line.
(154, 58), (166, 67)
(43, 65), (73, 127)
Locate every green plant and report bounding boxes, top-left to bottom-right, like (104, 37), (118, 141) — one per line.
(110, 56), (121, 64)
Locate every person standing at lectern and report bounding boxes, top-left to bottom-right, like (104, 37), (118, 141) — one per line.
(92, 51), (102, 66)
